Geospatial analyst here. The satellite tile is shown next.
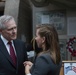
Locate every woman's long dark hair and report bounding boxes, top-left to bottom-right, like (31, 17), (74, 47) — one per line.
(36, 24), (61, 64)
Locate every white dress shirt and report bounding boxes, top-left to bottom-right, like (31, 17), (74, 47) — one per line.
(27, 73), (31, 75)
(1, 35), (16, 55)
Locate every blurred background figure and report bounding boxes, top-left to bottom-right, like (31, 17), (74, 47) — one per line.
(26, 38), (42, 62)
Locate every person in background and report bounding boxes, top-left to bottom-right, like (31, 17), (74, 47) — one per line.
(24, 24), (62, 75)
(26, 38), (42, 56)
(0, 15), (28, 75)
(26, 38), (42, 62)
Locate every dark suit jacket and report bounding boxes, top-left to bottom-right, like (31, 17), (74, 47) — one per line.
(0, 38), (28, 75)
(30, 53), (62, 75)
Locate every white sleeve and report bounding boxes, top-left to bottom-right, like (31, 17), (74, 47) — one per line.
(26, 73), (31, 75)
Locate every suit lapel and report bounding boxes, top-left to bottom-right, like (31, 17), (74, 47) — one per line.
(0, 38), (14, 65)
(0, 38), (17, 68)
(13, 40), (21, 67)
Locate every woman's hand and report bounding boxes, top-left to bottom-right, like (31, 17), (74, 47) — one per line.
(23, 61), (33, 67)
(25, 64), (31, 74)
(23, 61), (33, 74)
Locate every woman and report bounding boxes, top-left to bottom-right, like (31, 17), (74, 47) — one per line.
(24, 24), (62, 75)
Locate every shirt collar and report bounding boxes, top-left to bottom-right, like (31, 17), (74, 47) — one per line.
(1, 35), (13, 45)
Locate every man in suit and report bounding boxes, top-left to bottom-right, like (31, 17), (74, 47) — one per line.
(0, 15), (28, 75)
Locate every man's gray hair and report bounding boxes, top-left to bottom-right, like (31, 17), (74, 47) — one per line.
(0, 15), (14, 29)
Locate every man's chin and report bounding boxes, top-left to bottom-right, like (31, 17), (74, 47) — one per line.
(12, 37), (17, 40)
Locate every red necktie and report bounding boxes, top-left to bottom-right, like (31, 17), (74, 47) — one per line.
(8, 41), (17, 66)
